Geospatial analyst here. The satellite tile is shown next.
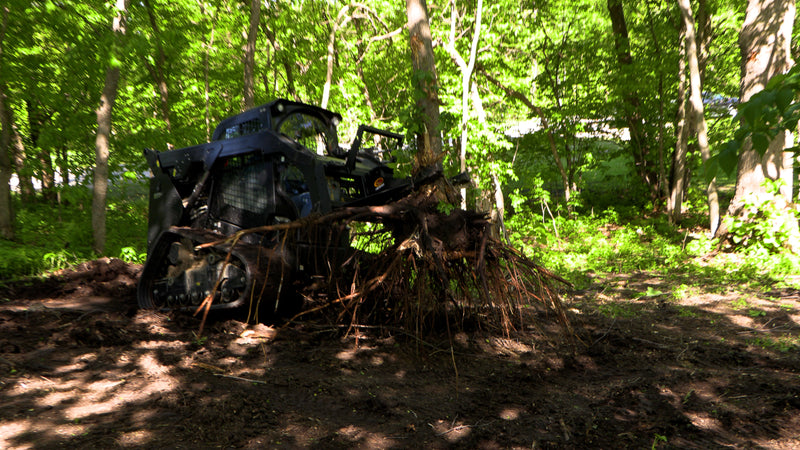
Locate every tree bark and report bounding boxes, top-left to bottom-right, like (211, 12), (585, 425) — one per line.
(607, 0), (657, 201)
(718, 0), (796, 240)
(200, 2), (216, 142)
(92, 0), (127, 255)
(679, 0), (719, 235)
(478, 68), (571, 204)
(142, 0), (171, 131)
(243, 0), (260, 109)
(406, 0), (443, 169)
(470, 79), (508, 241)
(26, 101), (55, 202)
(321, 5), (351, 109)
(668, 27), (689, 223)
(354, 19), (376, 121)
(445, 0), (483, 210)
(0, 5), (13, 239)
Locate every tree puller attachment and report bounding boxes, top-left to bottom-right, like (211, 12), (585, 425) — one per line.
(137, 99), (415, 320)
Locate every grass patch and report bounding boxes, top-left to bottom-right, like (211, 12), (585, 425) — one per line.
(747, 335), (800, 353)
(597, 302), (641, 319)
(508, 206), (798, 293)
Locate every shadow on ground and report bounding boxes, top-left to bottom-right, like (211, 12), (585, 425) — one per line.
(1, 260), (799, 449)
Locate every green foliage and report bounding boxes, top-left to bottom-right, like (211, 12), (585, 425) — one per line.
(716, 64), (800, 180)
(722, 179), (800, 255)
(747, 335), (799, 353)
(508, 206), (688, 284)
(0, 184), (148, 279)
(598, 302), (639, 319)
(685, 234), (717, 257)
(0, 0), (786, 305)
(118, 247), (147, 265)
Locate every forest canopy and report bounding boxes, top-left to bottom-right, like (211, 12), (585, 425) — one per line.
(0, 0), (798, 275)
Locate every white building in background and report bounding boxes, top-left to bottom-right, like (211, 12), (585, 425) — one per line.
(504, 118), (631, 141)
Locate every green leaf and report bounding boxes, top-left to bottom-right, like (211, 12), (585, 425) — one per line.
(751, 132), (770, 154)
(776, 87), (795, 112)
(766, 73), (787, 90)
(109, 55), (123, 69)
(718, 140), (739, 176)
(704, 155), (719, 185)
(734, 127), (750, 142)
(740, 103), (759, 127)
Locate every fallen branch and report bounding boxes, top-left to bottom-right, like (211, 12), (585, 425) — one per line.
(213, 373), (267, 384)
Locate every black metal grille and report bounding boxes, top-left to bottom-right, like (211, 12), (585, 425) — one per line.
(220, 154), (270, 215)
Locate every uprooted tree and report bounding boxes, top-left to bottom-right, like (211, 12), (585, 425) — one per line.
(196, 184), (572, 338)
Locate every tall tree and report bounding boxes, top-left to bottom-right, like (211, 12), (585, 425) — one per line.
(92, 0), (127, 255)
(445, 0), (483, 209)
(243, 0), (260, 109)
(142, 0), (172, 131)
(607, 0), (657, 201)
(406, 0), (443, 169)
(0, 4), (14, 239)
(718, 0), (795, 239)
(679, 0), (719, 234)
(668, 26), (690, 223)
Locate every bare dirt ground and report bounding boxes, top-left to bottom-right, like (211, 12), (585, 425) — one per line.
(1, 258), (799, 449)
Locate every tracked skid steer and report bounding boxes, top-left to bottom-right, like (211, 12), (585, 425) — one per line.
(137, 99), (412, 320)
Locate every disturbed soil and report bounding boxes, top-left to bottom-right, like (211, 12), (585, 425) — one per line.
(1, 258), (799, 449)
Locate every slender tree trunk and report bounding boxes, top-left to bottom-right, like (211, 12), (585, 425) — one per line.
(479, 68), (571, 204)
(0, 5), (13, 239)
(0, 93), (13, 239)
(57, 146), (69, 187)
(26, 100), (55, 201)
(322, 5), (351, 109)
(283, 59), (298, 101)
(9, 137), (32, 197)
(470, 80), (508, 240)
(718, 0), (796, 241)
(445, 0), (483, 210)
(607, 0), (657, 200)
(142, 0), (171, 132)
(679, 0), (719, 235)
(201, 2), (216, 142)
(92, 0), (127, 255)
(243, 0), (260, 109)
(668, 28), (689, 223)
(354, 19), (376, 121)
(406, 0), (443, 168)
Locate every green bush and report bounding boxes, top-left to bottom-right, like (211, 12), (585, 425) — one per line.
(723, 180), (800, 255)
(0, 182), (149, 280)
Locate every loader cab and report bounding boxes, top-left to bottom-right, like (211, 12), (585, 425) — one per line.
(211, 99), (343, 159)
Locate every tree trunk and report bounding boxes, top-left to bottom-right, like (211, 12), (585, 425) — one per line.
(201, 2), (216, 142)
(92, 0), (127, 255)
(679, 0), (719, 235)
(718, 0), (796, 240)
(243, 0), (260, 109)
(142, 0), (171, 132)
(0, 6), (13, 239)
(322, 5), (351, 109)
(26, 100), (56, 201)
(445, 0), (483, 210)
(607, 0), (657, 201)
(406, 0), (443, 169)
(354, 19), (376, 121)
(668, 27), (689, 223)
(478, 68), (571, 204)
(9, 136), (32, 197)
(471, 79), (508, 240)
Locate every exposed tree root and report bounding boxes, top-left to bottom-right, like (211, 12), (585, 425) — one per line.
(196, 187), (572, 338)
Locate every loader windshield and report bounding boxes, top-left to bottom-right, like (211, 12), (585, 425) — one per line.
(278, 112), (334, 156)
